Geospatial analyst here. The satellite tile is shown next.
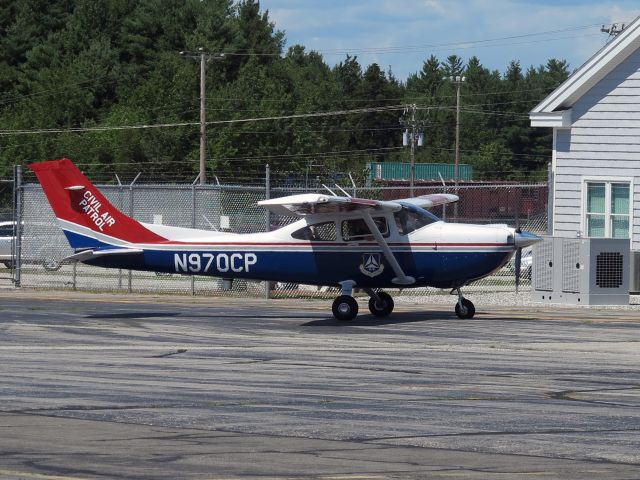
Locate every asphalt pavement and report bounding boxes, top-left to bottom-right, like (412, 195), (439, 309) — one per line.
(1, 290), (640, 479)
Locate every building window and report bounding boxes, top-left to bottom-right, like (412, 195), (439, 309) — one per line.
(584, 181), (630, 239)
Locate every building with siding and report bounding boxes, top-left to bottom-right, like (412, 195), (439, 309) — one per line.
(530, 18), (640, 250)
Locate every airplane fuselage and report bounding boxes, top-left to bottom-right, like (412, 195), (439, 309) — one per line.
(78, 215), (517, 289)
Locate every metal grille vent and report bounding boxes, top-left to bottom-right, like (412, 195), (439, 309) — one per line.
(534, 240), (553, 291)
(596, 252), (624, 288)
(562, 240), (580, 293)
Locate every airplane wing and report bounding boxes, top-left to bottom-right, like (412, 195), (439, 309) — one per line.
(258, 193), (458, 217)
(258, 193), (402, 217)
(396, 193), (459, 209)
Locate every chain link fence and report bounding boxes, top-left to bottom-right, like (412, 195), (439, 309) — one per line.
(7, 171), (548, 299)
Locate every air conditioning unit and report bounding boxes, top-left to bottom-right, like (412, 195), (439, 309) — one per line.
(631, 251), (640, 294)
(532, 237), (629, 306)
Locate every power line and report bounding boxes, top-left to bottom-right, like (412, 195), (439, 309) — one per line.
(0, 105), (407, 136)
(224, 23), (603, 57)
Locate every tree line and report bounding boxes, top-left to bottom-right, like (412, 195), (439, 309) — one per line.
(0, 0), (570, 185)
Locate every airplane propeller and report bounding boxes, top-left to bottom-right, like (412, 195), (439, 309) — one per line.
(514, 226), (522, 293)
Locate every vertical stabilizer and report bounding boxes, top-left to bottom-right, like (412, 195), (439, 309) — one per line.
(29, 159), (165, 248)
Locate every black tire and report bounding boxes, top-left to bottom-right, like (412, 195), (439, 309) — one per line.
(368, 291), (394, 317)
(455, 298), (476, 319)
(332, 295), (359, 321)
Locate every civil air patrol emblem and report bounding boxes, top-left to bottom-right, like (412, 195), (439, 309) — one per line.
(360, 253), (384, 277)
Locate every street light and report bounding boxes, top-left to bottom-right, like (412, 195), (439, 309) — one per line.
(445, 75), (465, 218)
(180, 48), (225, 185)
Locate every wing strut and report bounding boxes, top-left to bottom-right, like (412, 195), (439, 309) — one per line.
(362, 212), (415, 286)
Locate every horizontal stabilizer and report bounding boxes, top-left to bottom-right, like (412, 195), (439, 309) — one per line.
(64, 248), (144, 263)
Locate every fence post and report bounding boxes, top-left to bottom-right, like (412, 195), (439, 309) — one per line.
(127, 172), (141, 294)
(128, 185), (134, 293)
(12, 165), (22, 287)
(118, 183), (123, 290)
(191, 183), (196, 296)
(265, 163), (271, 300)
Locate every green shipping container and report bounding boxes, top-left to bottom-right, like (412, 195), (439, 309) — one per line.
(368, 162), (473, 181)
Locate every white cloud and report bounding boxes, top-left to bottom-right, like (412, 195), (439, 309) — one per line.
(422, 0), (448, 17)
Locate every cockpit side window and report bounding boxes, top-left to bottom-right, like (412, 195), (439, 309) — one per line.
(394, 206), (439, 235)
(291, 221), (337, 241)
(341, 217), (388, 241)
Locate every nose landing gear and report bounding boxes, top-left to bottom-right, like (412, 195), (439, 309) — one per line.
(453, 287), (476, 319)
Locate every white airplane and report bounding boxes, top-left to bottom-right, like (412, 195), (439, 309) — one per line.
(30, 159), (541, 321)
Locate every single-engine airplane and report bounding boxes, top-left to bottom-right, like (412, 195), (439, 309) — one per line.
(30, 159), (541, 321)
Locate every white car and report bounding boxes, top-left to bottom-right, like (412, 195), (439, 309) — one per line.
(507, 247), (533, 278)
(0, 220), (15, 268)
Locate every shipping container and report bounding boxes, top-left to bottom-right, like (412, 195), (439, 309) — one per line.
(367, 162), (473, 181)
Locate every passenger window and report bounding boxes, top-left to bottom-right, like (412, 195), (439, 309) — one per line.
(291, 221), (336, 241)
(394, 207), (438, 235)
(341, 217), (388, 241)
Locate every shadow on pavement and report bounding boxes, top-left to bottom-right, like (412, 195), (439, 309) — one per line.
(302, 310), (455, 327)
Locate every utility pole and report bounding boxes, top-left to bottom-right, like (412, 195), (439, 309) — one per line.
(409, 104), (416, 196)
(400, 104), (424, 197)
(180, 48), (225, 185)
(447, 75), (465, 217)
(199, 50), (207, 185)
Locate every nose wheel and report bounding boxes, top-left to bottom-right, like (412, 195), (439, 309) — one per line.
(453, 288), (475, 319)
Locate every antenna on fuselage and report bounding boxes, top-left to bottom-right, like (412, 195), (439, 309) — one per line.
(334, 184), (352, 198)
(438, 172), (447, 189)
(202, 214), (219, 231)
(321, 184), (339, 196)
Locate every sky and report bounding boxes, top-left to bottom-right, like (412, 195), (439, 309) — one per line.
(259, 0), (640, 81)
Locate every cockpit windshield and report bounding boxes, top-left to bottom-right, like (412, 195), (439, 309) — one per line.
(394, 204), (440, 235)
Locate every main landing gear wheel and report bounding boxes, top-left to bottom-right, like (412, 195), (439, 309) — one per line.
(332, 295), (359, 321)
(368, 291), (394, 317)
(455, 298), (476, 319)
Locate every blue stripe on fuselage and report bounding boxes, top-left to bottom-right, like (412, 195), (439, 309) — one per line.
(64, 229), (112, 249)
(84, 247), (513, 289)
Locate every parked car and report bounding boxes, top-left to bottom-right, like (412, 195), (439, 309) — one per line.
(506, 247), (533, 278)
(0, 220), (15, 268)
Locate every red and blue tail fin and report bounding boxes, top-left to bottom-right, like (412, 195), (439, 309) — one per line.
(29, 159), (166, 249)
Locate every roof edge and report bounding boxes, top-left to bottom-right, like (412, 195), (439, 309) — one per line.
(531, 16), (640, 115)
(529, 110), (572, 127)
